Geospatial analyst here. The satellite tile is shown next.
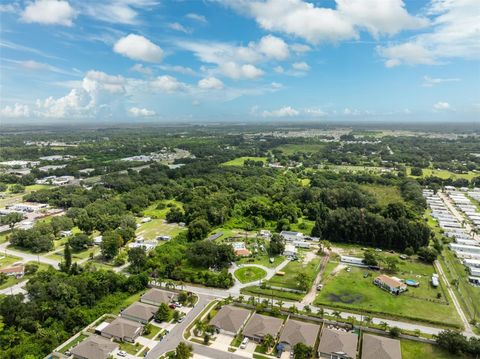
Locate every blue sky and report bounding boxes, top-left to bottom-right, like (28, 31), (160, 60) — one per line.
(0, 0), (479, 123)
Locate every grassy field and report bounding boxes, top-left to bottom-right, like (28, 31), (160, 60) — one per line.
(234, 266), (267, 283)
(0, 254), (22, 269)
(136, 218), (184, 240)
(275, 143), (326, 155)
(241, 285), (304, 301)
(407, 166), (477, 180)
(0, 184), (53, 207)
(237, 254), (285, 268)
(289, 217), (315, 234)
(142, 200), (183, 219)
(359, 184), (403, 206)
(221, 157), (268, 166)
(326, 164), (393, 174)
(314, 262), (462, 327)
(400, 339), (465, 359)
(267, 257), (321, 290)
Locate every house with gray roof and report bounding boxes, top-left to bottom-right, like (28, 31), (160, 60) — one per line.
(121, 302), (157, 324)
(242, 313), (283, 342)
(361, 334), (401, 359)
(209, 305), (251, 336)
(70, 335), (118, 359)
(101, 317), (143, 343)
(279, 319), (321, 351)
(141, 288), (177, 306)
(318, 328), (358, 359)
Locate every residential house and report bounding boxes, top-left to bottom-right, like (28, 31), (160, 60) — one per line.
(209, 305), (251, 336)
(70, 335), (118, 359)
(340, 256), (365, 267)
(121, 302), (157, 324)
(318, 328), (358, 359)
(242, 313), (283, 342)
(279, 319), (320, 351)
(141, 288), (177, 306)
(280, 231), (304, 242)
(283, 244), (297, 258)
(373, 275), (407, 295)
(0, 264), (25, 278)
(361, 334), (401, 359)
(100, 317), (143, 343)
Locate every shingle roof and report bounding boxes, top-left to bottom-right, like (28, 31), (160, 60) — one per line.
(101, 317), (143, 340)
(70, 335), (118, 359)
(121, 302), (157, 321)
(243, 313), (283, 339)
(361, 334), (401, 359)
(141, 288), (176, 305)
(318, 328), (358, 359)
(209, 305), (251, 333)
(279, 319), (320, 347)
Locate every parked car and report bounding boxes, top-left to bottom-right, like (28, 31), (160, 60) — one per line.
(118, 351), (127, 357)
(178, 316), (185, 323)
(316, 284), (323, 291)
(240, 337), (249, 349)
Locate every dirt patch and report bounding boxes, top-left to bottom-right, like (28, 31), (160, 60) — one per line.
(328, 292), (364, 304)
(303, 251), (317, 264)
(330, 263), (346, 276)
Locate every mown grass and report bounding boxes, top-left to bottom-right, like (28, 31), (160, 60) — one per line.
(136, 218), (184, 240)
(275, 143), (326, 155)
(359, 184), (403, 206)
(58, 333), (89, 354)
(267, 257), (320, 290)
(234, 266), (267, 283)
(314, 263), (462, 327)
(407, 166), (477, 180)
(221, 157), (268, 166)
(400, 339), (468, 359)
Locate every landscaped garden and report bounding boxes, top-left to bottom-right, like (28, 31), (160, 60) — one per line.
(234, 266), (267, 283)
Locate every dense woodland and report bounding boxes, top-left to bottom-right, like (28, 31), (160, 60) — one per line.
(0, 125), (479, 357)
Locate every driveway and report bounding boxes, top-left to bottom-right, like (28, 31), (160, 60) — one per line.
(210, 333), (232, 351)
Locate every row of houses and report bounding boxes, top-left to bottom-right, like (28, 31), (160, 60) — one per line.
(70, 289), (177, 359)
(423, 189), (480, 287)
(210, 305), (401, 359)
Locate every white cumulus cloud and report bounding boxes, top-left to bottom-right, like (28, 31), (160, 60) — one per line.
(1, 103), (30, 118)
(433, 101), (451, 111)
(129, 107), (155, 116)
(168, 22), (191, 33)
(114, 34), (164, 63)
(262, 106), (299, 117)
(151, 75), (188, 92)
(198, 77), (224, 90)
(292, 61), (310, 71)
(220, 62), (264, 79)
(21, 0), (76, 26)
(257, 34), (289, 60)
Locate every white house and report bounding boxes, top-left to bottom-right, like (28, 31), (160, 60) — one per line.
(340, 255), (365, 267)
(284, 244), (297, 257)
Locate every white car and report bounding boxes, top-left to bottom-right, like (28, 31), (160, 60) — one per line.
(240, 337), (249, 349)
(118, 351), (127, 357)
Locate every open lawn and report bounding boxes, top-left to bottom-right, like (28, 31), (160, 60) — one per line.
(136, 218), (184, 240)
(221, 157), (268, 166)
(359, 184), (403, 206)
(326, 164), (393, 174)
(142, 200), (183, 219)
(407, 166), (477, 180)
(275, 143), (326, 155)
(119, 341), (141, 355)
(0, 184), (53, 207)
(234, 266), (267, 283)
(237, 254), (285, 268)
(241, 285), (304, 301)
(143, 324), (162, 339)
(0, 254), (22, 269)
(289, 217), (315, 234)
(314, 263), (462, 327)
(267, 257), (321, 291)
(400, 339), (465, 359)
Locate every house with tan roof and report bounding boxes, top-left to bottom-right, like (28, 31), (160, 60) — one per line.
(242, 313), (283, 342)
(70, 335), (118, 359)
(279, 319), (321, 351)
(141, 288), (177, 306)
(373, 275), (407, 295)
(121, 302), (157, 324)
(209, 305), (251, 336)
(318, 328), (358, 359)
(361, 334), (401, 359)
(0, 264), (25, 278)
(100, 317), (143, 343)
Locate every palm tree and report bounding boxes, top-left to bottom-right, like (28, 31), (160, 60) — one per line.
(332, 311), (341, 320)
(363, 316), (372, 325)
(380, 321), (389, 331)
(317, 307), (324, 317)
(277, 300), (284, 311)
(165, 280), (175, 290)
(237, 295), (244, 303)
(262, 334), (275, 351)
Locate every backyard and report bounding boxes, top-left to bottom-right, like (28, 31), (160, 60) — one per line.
(315, 261), (462, 327)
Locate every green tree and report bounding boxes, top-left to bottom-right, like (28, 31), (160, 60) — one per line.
(263, 334), (275, 350)
(187, 218), (210, 241)
(154, 303), (172, 323)
(0, 212), (23, 229)
(436, 330), (469, 354)
(62, 243), (72, 273)
(296, 272), (309, 291)
(100, 231), (123, 260)
(384, 257), (399, 273)
(174, 342), (192, 359)
(128, 247), (147, 273)
(268, 233), (285, 256)
(293, 343), (314, 359)
(363, 250), (378, 266)
(417, 246), (438, 263)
